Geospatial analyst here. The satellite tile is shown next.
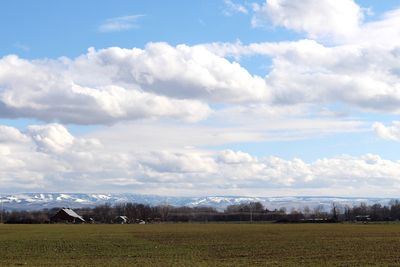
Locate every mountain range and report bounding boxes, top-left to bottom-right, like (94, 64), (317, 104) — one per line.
(0, 193), (397, 211)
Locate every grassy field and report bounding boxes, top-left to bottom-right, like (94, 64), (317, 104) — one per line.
(1, 223), (400, 266)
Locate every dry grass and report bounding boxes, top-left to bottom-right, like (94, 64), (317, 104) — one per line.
(1, 223), (400, 266)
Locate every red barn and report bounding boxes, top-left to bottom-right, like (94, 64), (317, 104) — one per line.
(50, 208), (85, 223)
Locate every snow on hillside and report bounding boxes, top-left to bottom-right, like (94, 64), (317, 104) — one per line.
(0, 193), (395, 211)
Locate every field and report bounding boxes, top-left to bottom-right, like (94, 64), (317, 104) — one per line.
(1, 223), (400, 266)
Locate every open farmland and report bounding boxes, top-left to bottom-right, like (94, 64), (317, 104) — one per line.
(1, 223), (400, 266)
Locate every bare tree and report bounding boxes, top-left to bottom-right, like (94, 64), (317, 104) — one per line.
(331, 203), (338, 222)
(158, 205), (172, 221)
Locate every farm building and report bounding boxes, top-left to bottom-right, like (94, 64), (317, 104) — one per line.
(135, 219), (146, 224)
(355, 215), (371, 222)
(50, 208), (85, 223)
(114, 216), (129, 224)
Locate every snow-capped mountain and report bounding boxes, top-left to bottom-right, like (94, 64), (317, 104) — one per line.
(0, 193), (396, 211)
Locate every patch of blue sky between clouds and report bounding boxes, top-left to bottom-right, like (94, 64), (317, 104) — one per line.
(0, 0), (301, 59)
(0, 119), (41, 131)
(210, 131), (400, 162)
(358, 0), (400, 22)
(0, 118), (100, 136)
(234, 54), (273, 77)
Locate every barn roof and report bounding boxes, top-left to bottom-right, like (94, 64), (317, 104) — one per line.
(114, 215), (128, 222)
(62, 208), (85, 221)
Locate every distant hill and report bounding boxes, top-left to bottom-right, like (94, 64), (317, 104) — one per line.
(0, 193), (395, 211)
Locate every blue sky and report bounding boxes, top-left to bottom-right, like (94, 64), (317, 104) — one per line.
(0, 0), (307, 59)
(1, 0), (399, 58)
(1, 0), (400, 196)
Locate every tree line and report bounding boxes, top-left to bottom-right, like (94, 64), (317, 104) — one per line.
(3, 200), (400, 224)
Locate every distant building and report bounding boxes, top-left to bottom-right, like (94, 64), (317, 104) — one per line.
(135, 219), (146, 224)
(114, 216), (129, 224)
(50, 208), (85, 223)
(355, 215), (371, 222)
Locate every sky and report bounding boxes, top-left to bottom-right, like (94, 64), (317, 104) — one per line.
(1, 0), (400, 197)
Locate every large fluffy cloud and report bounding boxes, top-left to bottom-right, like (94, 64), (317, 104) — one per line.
(351, 9), (400, 45)
(252, 0), (364, 39)
(3, 31), (400, 125)
(0, 123), (399, 196)
(264, 41), (400, 110)
(72, 44), (270, 102)
(206, 38), (400, 113)
(0, 53), (213, 124)
(251, 0), (400, 46)
(0, 42), (276, 124)
(373, 121), (400, 141)
(206, 4), (400, 113)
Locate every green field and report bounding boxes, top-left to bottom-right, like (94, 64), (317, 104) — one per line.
(1, 223), (400, 266)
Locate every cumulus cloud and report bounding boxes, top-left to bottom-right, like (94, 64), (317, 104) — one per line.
(0, 123), (122, 191)
(205, 38), (400, 113)
(250, 0), (400, 46)
(247, 6), (400, 113)
(373, 121), (400, 141)
(3, 27), (400, 126)
(98, 15), (144, 33)
(252, 0), (364, 39)
(0, 125), (29, 143)
(217, 149), (254, 164)
(27, 124), (75, 153)
(0, 123), (398, 196)
(0, 51), (213, 124)
(0, 42), (279, 124)
(3, 38), (400, 124)
(77, 44), (270, 102)
(348, 8), (400, 45)
(262, 41), (400, 110)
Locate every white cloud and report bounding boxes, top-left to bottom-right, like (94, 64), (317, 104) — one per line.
(27, 124), (75, 153)
(3, 39), (400, 125)
(0, 125), (29, 143)
(217, 150), (254, 164)
(346, 8), (400, 46)
(98, 15), (144, 33)
(0, 43), (277, 124)
(223, 0), (248, 15)
(89, 114), (365, 155)
(78, 43), (270, 103)
(0, 123), (399, 196)
(140, 151), (217, 173)
(251, 0), (364, 39)
(250, 0), (400, 46)
(205, 38), (400, 113)
(0, 52), (212, 124)
(373, 121), (400, 141)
